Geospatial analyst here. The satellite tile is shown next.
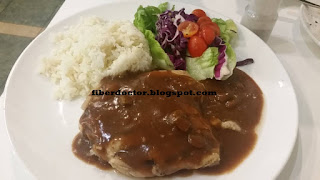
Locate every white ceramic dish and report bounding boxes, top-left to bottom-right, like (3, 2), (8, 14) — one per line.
(300, 4), (320, 47)
(4, 0), (298, 179)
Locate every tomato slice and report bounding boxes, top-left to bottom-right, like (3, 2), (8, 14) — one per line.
(188, 36), (208, 57)
(199, 21), (214, 28)
(199, 25), (216, 45)
(177, 21), (199, 38)
(192, 9), (206, 18)
(200, 22), (220, 36)
(197, 16), (212, 26)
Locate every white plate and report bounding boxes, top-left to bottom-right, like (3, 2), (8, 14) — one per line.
(4, 1), (298, 180)
(300, 4), (320, 46)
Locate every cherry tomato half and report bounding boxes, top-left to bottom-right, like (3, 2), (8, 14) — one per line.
(192, 9), (206, 18)
(199, 26), (216, 45)
(178, 21), (199, 38)
(197, 16), (212, 26)
(188, 36), (208, 57)
(200, 22), (220, 36)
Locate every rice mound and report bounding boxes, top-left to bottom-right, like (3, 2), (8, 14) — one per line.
(40, 16), (152, 100)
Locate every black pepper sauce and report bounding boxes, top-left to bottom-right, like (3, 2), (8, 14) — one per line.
(73, 71), (220, 177)
(72, 133), (111, 170)
(199, 68), (263, 174)
(72, 68), (263, 176)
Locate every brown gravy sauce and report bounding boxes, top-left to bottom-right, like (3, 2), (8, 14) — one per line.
(72, 68), (263, 176)
(72, 134), (111, 170)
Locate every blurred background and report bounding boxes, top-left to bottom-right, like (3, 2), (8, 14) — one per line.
(0, 0), (65, 94)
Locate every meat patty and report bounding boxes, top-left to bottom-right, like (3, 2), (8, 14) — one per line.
(78, 71), (220, 177)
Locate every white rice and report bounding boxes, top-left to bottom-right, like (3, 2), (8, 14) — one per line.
(40, 16), (152, 100)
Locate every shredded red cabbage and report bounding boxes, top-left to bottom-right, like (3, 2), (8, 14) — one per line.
(155, 8), (198, 70)
(209, 37), (228, 79)
(236, 58), (254, 66)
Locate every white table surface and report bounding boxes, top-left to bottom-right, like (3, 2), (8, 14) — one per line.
(1, 0), (319, 179)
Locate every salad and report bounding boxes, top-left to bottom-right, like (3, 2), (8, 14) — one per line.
(134, 2), (238, 80)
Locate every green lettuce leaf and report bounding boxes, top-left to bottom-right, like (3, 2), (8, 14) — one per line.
(144, 30), (174, 70)
(221, 42), (237, 80)
(133, 2), (168, 34)
(158, 2), (168, 13)
(133, 2), (173, 70)
(212, 18), (238, 43)
(186, 47), (219, 80)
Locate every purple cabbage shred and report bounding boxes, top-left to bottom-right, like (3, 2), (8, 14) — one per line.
(236, 58), (254, 66)
(155, 8), (198, 70)
(210, 36), (227, 79)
